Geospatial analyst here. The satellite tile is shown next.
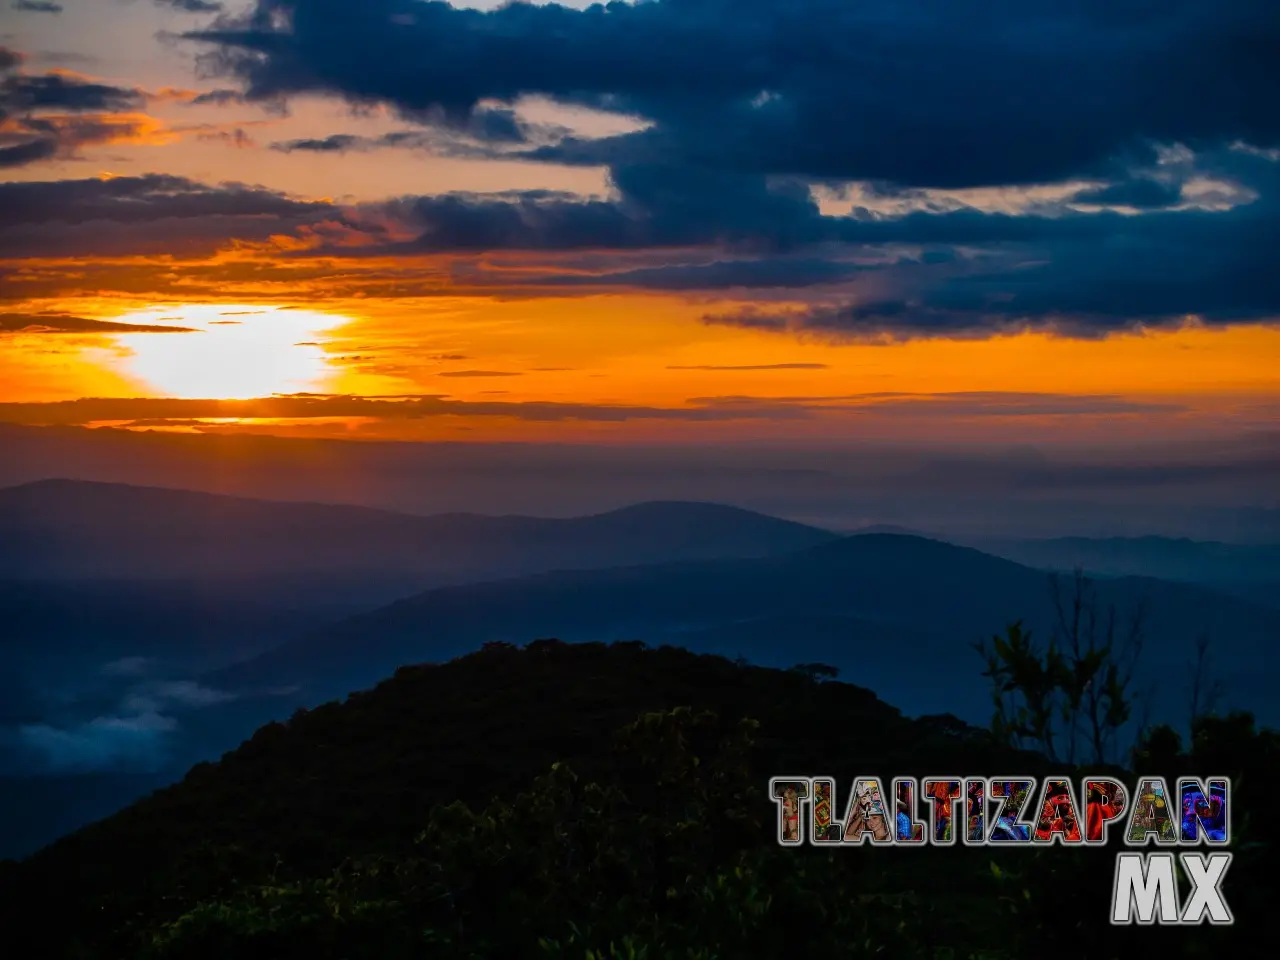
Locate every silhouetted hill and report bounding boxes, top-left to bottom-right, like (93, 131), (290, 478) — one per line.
(209, 533), (1280, 736)
(0, 480), (837, 582)
(9, 640), (1045, 954)
(7, 641), (1276, 960)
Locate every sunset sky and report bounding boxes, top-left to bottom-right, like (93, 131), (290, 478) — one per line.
(1, 0), (1277, 445)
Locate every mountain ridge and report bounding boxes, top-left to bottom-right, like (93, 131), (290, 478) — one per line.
(204, 530), (1280, 741)
(0, 479), (838, 581)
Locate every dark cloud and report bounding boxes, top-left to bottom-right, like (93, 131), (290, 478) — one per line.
(190, 0), (1280, 190)
(196, 126), (255, 148)
(269, 107), (550, 156)
(0, 174), (328, 227)
(188, 87), (245, 105)
(512, 256), (873, 290)
(5, 154), (1277, 337)
(0, 393), (809, 427)
(1070, 177), (1183, 209)
(360, 164), (830, 255)
(0, 48), (21, 73)
(271, 133), (358, 153)
(0, 66), (151, 167)
(0, 312), (198, 334)
(16, 712), (177, 773)
(11, 1), (63, 13)
(0, 391), (1187, 432)
(668, 363), (828, 371)
(0, 137), (56, 168)
(160, 0), (1280, 338)
(0, 175), (342, 261)
(8, 674), (234, 774)
(1, 72), (144, 112)
(157, 0), (222, 12)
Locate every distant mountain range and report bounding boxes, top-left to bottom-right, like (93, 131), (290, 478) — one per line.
(0, 479), (837, 584)
(206, 532), (1279, 735)
(3, 479), (1278, 859)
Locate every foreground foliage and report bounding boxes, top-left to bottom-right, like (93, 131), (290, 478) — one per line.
(4, 638), (1274, 957)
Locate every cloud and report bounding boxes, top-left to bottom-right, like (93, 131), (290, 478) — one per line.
(0, 138), (56, 167)
(0, 312), (199, 334)
(0, 66), (162, 167)
(11, 1), (63, 13)
(0, 173), (327, 227)
(0, 113), (170, 169)
(0, 45), (1277, 342)
(188, 87), (245, 106)
(1070, 177), (1183, 209)
(513, 257), (874, 291)
(1, 72), (145, 113)
(17, 711), (177, 773)
(0, 390), (1192, 435)
(195, 125), (256, 148)
(157, 0), (222, 12)
(146, 0), (1280, 339)
(120, 680), (237, 713)
(6, 668), (238, 773)
(0, 393), (812, 426)
(0, 174), (342, 260)
(190, 0), (1280, 191)
(269, 107), (557, 158)
(668, 363), (828, 371)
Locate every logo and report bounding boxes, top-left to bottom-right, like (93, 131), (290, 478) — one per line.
(770, 774), (1231, 925)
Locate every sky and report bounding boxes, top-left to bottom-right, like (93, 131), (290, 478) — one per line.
(0, 0), (1278, 447)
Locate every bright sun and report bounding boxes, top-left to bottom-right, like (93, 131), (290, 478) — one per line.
(111, 305), (349, 400)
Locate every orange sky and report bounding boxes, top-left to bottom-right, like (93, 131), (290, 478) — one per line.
(1, 1), (1277, 446)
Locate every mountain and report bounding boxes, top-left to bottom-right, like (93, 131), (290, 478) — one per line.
(0, 483), (844, 853)
(6, 641), (1047, 955)
(6, 641), (1275, 960)
(0, 480), (838, 584)
(208, 533), (1280, 740)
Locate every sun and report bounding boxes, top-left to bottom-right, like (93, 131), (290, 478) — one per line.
(110, 305), (350, 400)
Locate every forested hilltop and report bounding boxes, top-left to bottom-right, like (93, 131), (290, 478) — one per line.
(3, 639), (1275, 958)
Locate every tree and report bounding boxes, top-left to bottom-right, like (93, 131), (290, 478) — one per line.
(787, 662), (840, 682)
(973, 570), (1147, 765)
(143, 707), (999, 959)
(1048, 569), (1146, 766)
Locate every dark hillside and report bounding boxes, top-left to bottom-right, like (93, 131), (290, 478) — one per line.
(12, 640), (1040, 953)
(3, 640), (1275, 959)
